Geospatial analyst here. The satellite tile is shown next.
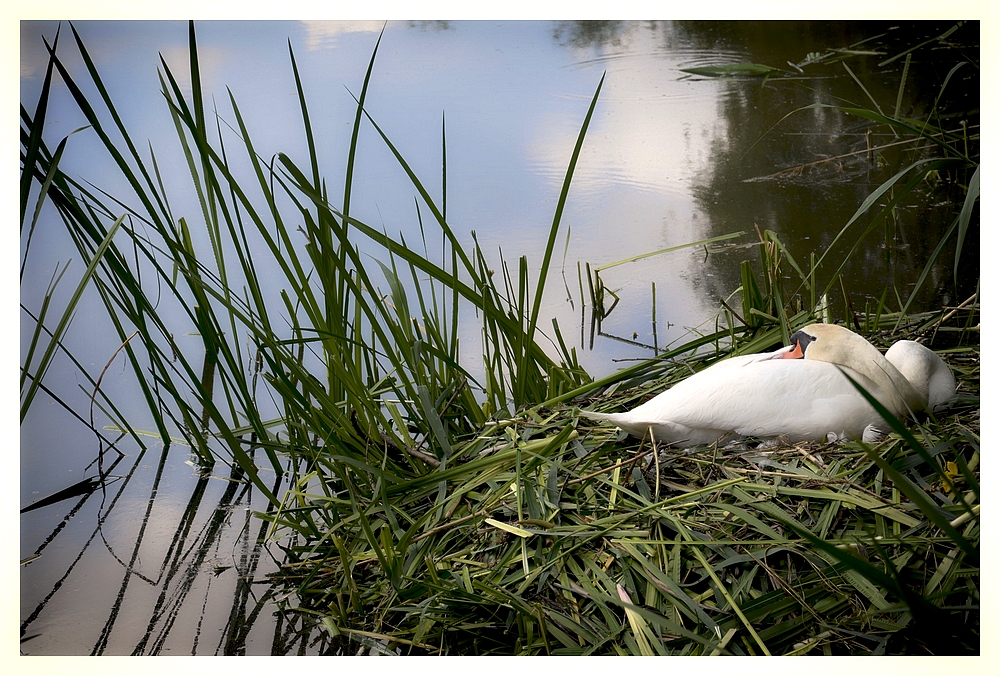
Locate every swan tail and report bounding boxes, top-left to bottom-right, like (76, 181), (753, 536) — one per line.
(578, 410), (622, 424)
(578, 410), (658, 440)
(578, 409), (637, 433)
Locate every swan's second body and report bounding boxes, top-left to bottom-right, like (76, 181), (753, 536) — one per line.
(581, 324), (955, 447)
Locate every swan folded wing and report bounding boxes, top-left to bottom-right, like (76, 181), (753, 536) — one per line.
(625, 360), (889, 443)
(579, 353), (782, 444)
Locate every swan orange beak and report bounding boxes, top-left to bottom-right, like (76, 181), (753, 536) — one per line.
(780, 342), (805, 359)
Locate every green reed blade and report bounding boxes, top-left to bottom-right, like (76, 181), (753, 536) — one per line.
(21, 215), (125, 422)
(520, 72), (605, 404)
(955, 165), (979, 284)
(840, 371), (977, 562)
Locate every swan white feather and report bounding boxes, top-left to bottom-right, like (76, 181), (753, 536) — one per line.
(580, 324), (955, 446)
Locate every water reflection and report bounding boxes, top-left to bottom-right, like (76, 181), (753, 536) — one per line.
(552, 20), (633, 49)
(19, 439), (318, 654)
(300, 20), (388, 51)
(679, 21), (979, 313)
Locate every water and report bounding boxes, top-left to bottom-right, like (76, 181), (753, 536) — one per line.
(19, 20), (978, 655)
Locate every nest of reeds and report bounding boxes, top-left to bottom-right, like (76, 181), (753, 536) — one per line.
(269, 309), (979, 656)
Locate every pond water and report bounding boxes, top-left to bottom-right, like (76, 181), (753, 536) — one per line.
(19, 19), (978, 655)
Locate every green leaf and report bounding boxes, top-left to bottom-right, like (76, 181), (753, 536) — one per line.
(955, 165), (979, 284)
(681, 63), (783, 77)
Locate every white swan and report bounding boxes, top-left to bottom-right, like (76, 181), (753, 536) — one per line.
(580, 323), (956, 447)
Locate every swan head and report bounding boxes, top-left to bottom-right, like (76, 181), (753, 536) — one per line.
(779, 324), (885, 366)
